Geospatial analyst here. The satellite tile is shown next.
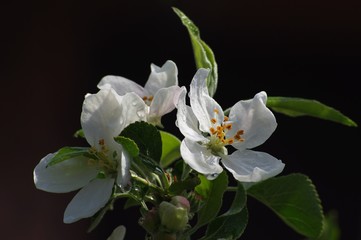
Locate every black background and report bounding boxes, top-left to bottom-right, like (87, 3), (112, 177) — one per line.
(2, 0), (360, 239)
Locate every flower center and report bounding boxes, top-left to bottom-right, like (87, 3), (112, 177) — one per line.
(207, 108), (244, 155)
(142, 95), (154, 106)
(88, 138), (118, 177)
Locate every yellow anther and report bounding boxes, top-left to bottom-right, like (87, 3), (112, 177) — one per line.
(234, 135), (245, 142)
(208, 112), (245, 148)
(99, 139), (105, 146)
(224, 123), (232, 130)
(237, 130), (244, 135)
(142, 95), (154, 105)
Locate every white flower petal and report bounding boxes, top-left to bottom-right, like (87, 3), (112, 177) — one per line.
(107, 225), (126, 240)
(148, 85), (183, 126)
(222, 150), (285, 182)
(118, 92), (147, 128)
(81, 88), (124, 148)
(97, 75), (145, 97)
(145, 60), (178, 95)
(189, 68), (224, 133)
(176, 89), (207, 142)
(116, 148), (131, 189)
(180, 138), (223, 179)
(229, 91), (277, 151)
(63, 177), (115, 223)
(34, 153), (99, 193)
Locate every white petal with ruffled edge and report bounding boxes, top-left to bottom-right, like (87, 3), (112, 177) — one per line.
(81, 88), (124, 148)
(34, 153), (99, 193)
(221, 150), (285, 182)
(118, 92), (147, 128)
(145, 60), (178, 95)
(228, 91), (277, 151)
(189, 68), (224, 133)
(148, 85), (184, 126)
(63, 177), (115, 223)
(176, 89), (207, 142)
(97, 75), (145, 96)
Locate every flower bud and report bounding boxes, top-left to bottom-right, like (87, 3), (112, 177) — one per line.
(139, 207), (160, 234)
(158, 196), (190, 232)
(153, 231), (177, 240)
(170, 195), (190, 212)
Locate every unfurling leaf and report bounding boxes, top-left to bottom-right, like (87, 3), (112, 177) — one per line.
(173, 7), (218, 97)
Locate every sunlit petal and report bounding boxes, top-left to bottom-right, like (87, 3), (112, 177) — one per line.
(189, 68), (223, 133)
(222, 150), (285, 182)
(176, 89), (207, 142)
(148, 85), (183, 126)
(97, 75), (145, 97)
(145, 60), (178, 95)
(81, 88), (124, 148)
(229, 91), (277, 150)
(118, 92), (147, 129)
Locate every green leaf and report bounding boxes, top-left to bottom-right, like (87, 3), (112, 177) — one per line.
(168, 175), (201, 195)
(47, 146), (91, 166)
(172, 7), (218, 97)
(120, 121), (162, 162)
(114, 136), (139, 158)
(267, 96), (357, 127)
(201, 184), (248, 240)
(159, 130), (181, 168)
(123, 197), (141, 210)
(308, 210), (341, 240)
(190, 171), (228, 234)
(247, 173), (324, 238)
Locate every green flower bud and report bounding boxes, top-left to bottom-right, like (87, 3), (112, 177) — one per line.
(170, 196), (190, 212)
(153, 231), (177, 240)
(139, 207), (160, 234)
(158, 198), (189, 232)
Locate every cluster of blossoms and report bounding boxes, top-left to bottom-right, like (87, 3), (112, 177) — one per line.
(33, 60), (284, 239)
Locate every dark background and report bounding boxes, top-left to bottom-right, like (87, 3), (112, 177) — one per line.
(2, 0), (360, 239)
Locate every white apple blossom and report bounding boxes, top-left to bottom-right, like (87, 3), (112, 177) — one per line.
(97, 60), (184, 127)
(33, 88), (146, 223)
(176, 68), (285, 182)
(107, 225), (126, 240)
